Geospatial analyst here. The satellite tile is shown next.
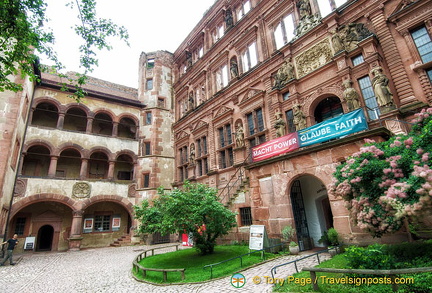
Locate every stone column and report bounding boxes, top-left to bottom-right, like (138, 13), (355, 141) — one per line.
(68, 210), (84, 251)
(112, 122), (118, 137)
(56, 113), (65, 129)
(108, 160), (115, 180)
(47, 156), (59, 178)
(86, 117), (93, 134)
(79, 158), (88, 179)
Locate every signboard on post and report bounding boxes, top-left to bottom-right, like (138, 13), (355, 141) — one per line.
(24, 236), (36, 250)
(249, 225), (269, 250)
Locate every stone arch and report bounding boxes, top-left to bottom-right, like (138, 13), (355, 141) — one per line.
(80, 194), (134, 217)
(115, 150), (138, 164)
(64, 103), (91, 117)
(10, 193), (78, 218)
(302, 85), (343, 119)
(54, 143), (85, 157)
(32, 97), (62, 112)
(93, 108), (116, 122)
(88, 146), (113, 161)
(23, 140), (55, 154)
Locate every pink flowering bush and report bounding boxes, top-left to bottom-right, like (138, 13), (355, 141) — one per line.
(329, 107), (432, 237)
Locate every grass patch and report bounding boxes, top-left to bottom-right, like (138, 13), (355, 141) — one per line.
(133, 245), (277, 283)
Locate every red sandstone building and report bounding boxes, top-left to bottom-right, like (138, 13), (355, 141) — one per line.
(1, 0), (432, 252)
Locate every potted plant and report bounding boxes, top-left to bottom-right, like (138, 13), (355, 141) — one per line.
(282, 225), (299, 255)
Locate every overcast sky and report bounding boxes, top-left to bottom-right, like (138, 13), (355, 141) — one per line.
(42, 0), (215, 88)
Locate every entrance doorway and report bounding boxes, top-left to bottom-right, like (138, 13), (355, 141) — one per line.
(289, 176), (334, 250)
(36, 225), (54, 251)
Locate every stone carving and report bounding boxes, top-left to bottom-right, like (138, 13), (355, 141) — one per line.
(13, 178), (27, 197)
(188, 91), (194, 111)
(72, 182), (91, 198)
(273, 59), (295, 90)
(293, 104), (307, 130)
(370, 66), (394, 108)
(294, 0), (321, 37)
(331, 23), (373, 53)
(225, 9), (234, 29)
(189, 143), (196, 164)
(342, 80), (361, 111)
(235, 122), (245, 148)
(274, 112), (286, 137)
(128, 183), (137, 197)
(230, 57), (239, 78)
(186, 51), (192, 68)
(295, 39), (332, 78)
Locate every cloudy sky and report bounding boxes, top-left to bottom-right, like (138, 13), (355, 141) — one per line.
(42, 0), (215, 88)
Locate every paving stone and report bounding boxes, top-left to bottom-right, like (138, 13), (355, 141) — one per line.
(0, 244), (330, 292)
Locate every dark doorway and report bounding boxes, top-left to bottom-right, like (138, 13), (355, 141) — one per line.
(290, 180), (312, 251)
(36, 225), (54, 251)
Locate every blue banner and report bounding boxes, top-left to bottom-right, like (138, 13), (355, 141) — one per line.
(298, 108), (368, 147)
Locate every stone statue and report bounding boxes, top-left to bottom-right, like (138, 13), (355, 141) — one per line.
(273, 59), (295, 89)
(331, 30), (344, 53)
(188, 92), (194, 111)
(293, 104), (307, 130)
(297, 0), (312, 20)
(274, 113), (286, 137)
(230, 58), (239, 78)
(294, 0), (321, 38)
(186, 51), (192, 68)
(189, 143), (195, 164)
(370, 67), (394, 107)
(235, 123), (245, 147)
(335, 23), (372, 52)
(342, 80), (361, 111)
(225, 9), (233, 29)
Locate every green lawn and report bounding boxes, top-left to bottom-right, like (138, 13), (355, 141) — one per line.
(133, 245), (278, 283)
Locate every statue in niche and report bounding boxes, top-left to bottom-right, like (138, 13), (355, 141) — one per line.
(235, 122), (245, 148)
(370, 66), (394, 107)
(189, 143), (196, 164)
(225, 9), (233, 29)
(293, 104), (307, 130)
(297, 0), (312, 20)
(230, 57), (239, 79)
(273, 59), (295, 90)
(274, 113), (286, 137)
(188, 91), (194, 111)
(342, 80), (361, 111)
(186, 51), (192, 68)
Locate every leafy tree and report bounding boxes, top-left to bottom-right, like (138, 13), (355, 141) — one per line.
(0, 0), (129, 100)
(134, 181), (237, 255)
(329, 108), (432, 238)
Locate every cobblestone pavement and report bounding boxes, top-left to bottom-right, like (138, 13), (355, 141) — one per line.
(0, 244), (330, 293)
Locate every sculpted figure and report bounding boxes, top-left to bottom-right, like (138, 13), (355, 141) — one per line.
(189, 143), (195, 164)
(293, 104), (307, 130)
(370, 67), (394, 107)
(273, 59), (295, 89)
(297, 0), (312, 20)
(230, 58), (239, 78)
(342, 80), (361, 111)
(235, 123), (245, 147)
(274, 113), (286, 137)
(331, 30), (344, 53)
(225, 9), (233, 29)
(188, 92), (194, 111)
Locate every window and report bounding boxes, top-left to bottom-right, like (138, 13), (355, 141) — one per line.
(352, 54), (364, 66)
(411, 26), (432, 63)
(145, 112), (152, 125)
(215, 64), (229, 91)
(146, 79), (153, 90)
(213, 24), (224, 44)
(240, 207), (252, 226)
(285, 109), (296, 133)
(178, 146), (188, 182)
(196, 136), (208, 176)
(198, 46), (204, 58)
(237, 0), (251, 20)
(94, 215), (111, 232)
(247, 108), (266, 147)
(143, 173), (150, 188)
(218, 124), (234, 169)
(358, 76), (380, 120)
(274, 14), (295, 49)
(144, 142), (151, 156)
(147, 58), (155, 69)
(314, 97), (344, 123)
(283, 92), (290, 101)
(242, 42), (258, 71)
(14, 217), (26, 235)
(317, 0), (348, 18)
(158, 98), (165, 108)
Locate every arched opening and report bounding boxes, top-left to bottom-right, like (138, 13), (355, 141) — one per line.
(57, 149), (81, 179)
(92, 113), (113, 136)
(31, 102), (59, 128)
(289, 175), (334, 250)
(64, 107), (87, 132)
(118, 117), (137, 139)
(114, 154), (133, 181)
(36, 225), (54, 251)
(22, 145), (51, 177)
(88, 152), (109, 179)
(314, 96), (344, 123)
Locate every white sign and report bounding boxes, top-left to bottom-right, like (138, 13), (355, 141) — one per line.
(24, 236), (36, 250)
(249, 225), (268, 250)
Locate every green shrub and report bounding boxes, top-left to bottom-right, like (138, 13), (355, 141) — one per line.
(344, 243), (395, 270)
(327, 228), (340, 246)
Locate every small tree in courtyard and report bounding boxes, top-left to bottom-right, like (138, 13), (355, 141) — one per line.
(329, 107), (432, 238)
(134, 181), (237, 255)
